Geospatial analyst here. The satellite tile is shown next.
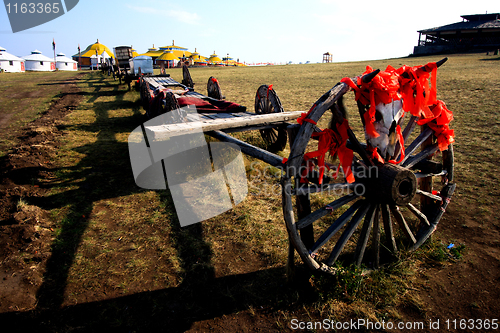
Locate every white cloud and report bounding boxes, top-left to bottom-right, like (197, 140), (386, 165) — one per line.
(126, 5), (200, 25)
(168, 10), (200, 25)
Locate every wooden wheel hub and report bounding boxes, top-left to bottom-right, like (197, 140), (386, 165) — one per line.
(368, 163), (417, 206)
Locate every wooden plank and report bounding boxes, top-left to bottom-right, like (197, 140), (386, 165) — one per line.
(222, 123), (289, 134)
(145, 111), (305, 140)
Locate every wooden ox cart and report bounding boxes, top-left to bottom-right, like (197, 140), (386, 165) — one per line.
(136, 61), (455, 274)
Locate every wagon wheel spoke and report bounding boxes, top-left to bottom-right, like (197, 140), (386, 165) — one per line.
(381, 203), (398, 253)
(401, 126), (433, 163)
(402, 115), (419, 142)
(326, 201), (372, 266)
(269, 129), (279, 142)
(372, 205), (381, 268)
(389, 205), (416, 244)
(402, 143), (439, 168)
(296, 193), (359, 229)
(415, 189), (442, 201)
(415, 170), (447, 179)
(407, 203), (430, 226)
(354, 204), (377, 266)
(308, 199), (365, 254)
(260, 129), (270, 144)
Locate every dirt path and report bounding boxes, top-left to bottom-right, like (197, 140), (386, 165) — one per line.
(0, 75), (84, 312)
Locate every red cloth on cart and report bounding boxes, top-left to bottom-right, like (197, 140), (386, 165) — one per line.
(177, 96), (246, 112)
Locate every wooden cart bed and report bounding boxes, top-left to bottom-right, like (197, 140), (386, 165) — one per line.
(144, 110), (304, 140)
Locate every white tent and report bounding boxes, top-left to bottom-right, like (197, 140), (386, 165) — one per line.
(23, 50), (55, 71)
(56, 53), (78, 71)
(0, 46), (25, 73)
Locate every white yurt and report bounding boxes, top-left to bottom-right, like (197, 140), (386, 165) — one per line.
(56, 53), (78, 71)
(0, 46), (25, 73)
(23, 50), (55, 71)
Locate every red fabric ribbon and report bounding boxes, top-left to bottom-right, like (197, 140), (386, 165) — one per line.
(267, 84), (273, 98)
(341, 61), (454, 157)
(296, 104), (318, 125)
(366, 145), (385, 165)
(342, 66), (401, 138)
(301, 119), (354, 184)
(397, 63), (437, 118)
(417, 100), (455, 151)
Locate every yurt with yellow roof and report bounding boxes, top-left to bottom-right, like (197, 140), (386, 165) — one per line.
(188, 48), (208, 66)
(0, 46), (25, 72)
(73, 39), (114, 68)
(208, 51), (223, 66)
(140, 45), (163, 63)
(156, 50), (178, 68)
(159, 41), (191, 61)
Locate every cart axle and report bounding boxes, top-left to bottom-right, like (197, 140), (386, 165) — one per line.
(363, 163), (417, 206)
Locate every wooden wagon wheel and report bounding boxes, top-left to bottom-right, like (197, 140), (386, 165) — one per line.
(254, 85), (288, 152)
(282, 76), (456, 273)
(158, 91), (187, 124)
(182, 64), (194, 88)
(139, 77), (151, 113)
(207, 76), (224, 100)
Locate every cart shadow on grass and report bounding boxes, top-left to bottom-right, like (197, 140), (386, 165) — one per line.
(0, 73), (314, 331)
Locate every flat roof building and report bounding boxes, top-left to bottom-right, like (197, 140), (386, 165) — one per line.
(414, 13), (500, 55)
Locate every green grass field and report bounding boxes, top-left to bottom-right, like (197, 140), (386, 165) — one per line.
(0, 53), (499, 331)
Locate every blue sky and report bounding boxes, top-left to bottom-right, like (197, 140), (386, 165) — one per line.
(1, 0), (498, 64)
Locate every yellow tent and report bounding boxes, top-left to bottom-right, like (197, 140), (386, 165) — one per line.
(140, 45), (164, 58)
(188, 48), (208, 65)
(157, 50), (179, 61)
(208, 51), (222, 65)
(78, 39), (114, 58)
(72, 39), (114, 67)
(159, 40), (191, 60)
(221, 55), (246, 67)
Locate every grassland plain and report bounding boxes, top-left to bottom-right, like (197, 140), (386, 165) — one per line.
(0, 53), (499, 332)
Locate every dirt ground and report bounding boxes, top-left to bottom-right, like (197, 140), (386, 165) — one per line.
(0, 74), (499, 332)
(0, 75), (84, 313)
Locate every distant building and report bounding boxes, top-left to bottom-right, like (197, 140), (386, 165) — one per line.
(140, 45), (163, 63)
(414, 13), (500, 56)
(0, 46), (25, 72)
(140, 41), (192, 66)
(156, 50), (178, 68)
(323, 52), (332, 63)
(159, 41), (191, 60)
(188, 48), (208, 66)
(208, 51), (223, 66)
(73, 39), (115, 68)
(23, 50), (55, 71)
(56, 53), (78, 71)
